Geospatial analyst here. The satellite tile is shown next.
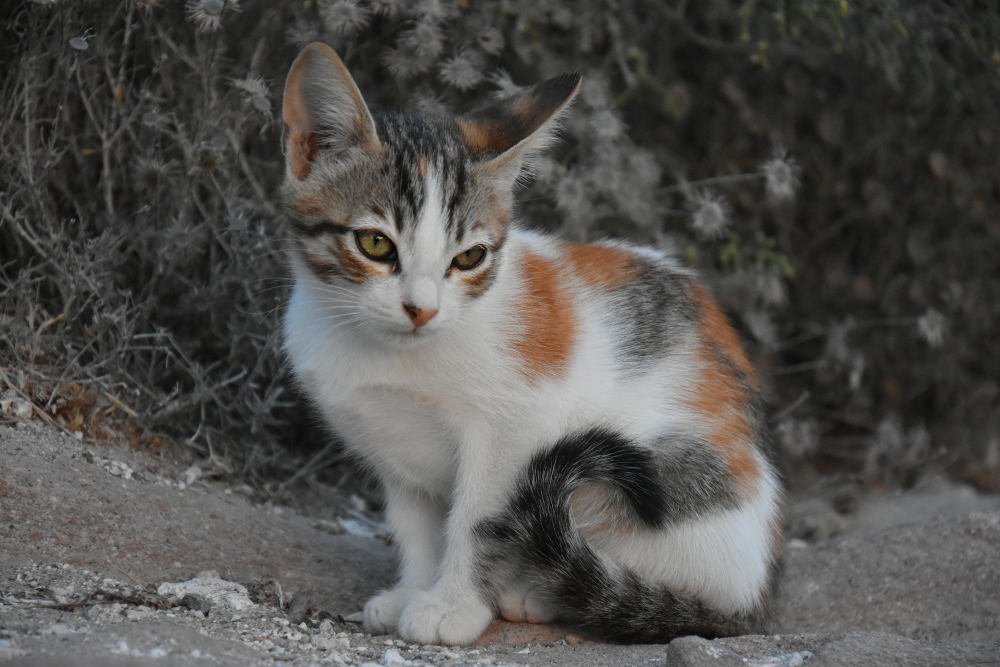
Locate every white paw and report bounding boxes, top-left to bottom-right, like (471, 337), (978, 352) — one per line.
(364, 587), (418, 635)
(398, 590), (494, 645)
(498, 585), (558, 624)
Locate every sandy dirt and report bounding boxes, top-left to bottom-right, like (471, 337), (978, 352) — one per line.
(1, 420), (999, 666)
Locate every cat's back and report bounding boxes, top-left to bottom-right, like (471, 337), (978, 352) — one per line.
(501, 230), (712, 384)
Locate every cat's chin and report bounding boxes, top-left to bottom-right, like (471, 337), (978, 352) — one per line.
(372, 325), (443, 351)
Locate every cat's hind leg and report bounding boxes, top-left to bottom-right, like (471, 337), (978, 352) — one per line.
(498, 578), (560, 624)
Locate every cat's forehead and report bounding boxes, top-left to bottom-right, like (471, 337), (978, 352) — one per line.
(372, 112), (486, 242)
(373, 112), (469, 162)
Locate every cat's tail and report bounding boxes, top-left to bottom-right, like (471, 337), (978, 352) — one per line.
(474, 427), (769, 643)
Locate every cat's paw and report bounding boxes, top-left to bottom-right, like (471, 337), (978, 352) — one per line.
(398, 590), (493, 645)
(498, 585), (559, 624)
(364, 587), (418, 635)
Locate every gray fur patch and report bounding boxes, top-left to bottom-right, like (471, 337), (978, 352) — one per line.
(651, 436), (741, 524)
(610, 259), (695, 372)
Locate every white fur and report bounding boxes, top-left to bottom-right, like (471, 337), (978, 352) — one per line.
(284, 174), (782, 644)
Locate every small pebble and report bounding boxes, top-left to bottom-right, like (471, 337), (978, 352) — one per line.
(148, 647), (167, 658)
(42, 624), (71, 635)
(382, 647), (405, 665)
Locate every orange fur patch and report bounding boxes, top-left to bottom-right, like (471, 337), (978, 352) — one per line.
(687, 284), (759, 496)
(287, 129), (319, 180)
(510, 253), (577, 382)
(689, 284), (758, 387)
(560, 243), (641, 290)
(458, 120), (507, 154)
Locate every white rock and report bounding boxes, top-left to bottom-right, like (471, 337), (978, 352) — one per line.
(382, 647), (405, 665)
(156, 577), (254, 611)
(148, 647), (167, 657)
(42, 623), (71, 635)
(312, 636), (338, 650)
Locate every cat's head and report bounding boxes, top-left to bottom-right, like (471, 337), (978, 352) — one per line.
(281, 42), (579, 349)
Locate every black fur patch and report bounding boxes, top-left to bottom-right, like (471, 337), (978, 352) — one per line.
(474, 427), (769, 643)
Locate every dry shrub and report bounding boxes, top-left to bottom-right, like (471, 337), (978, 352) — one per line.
(1, 0), (998, 492)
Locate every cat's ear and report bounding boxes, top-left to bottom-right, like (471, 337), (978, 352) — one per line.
(460, 72), (582, 185)
(282, 42), (382, 180)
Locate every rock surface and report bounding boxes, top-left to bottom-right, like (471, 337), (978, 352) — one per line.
(2, 422), (999, 666)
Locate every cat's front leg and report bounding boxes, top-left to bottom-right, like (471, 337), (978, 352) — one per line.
(364, 482), (446, 635)
(397, 432), (506, 645)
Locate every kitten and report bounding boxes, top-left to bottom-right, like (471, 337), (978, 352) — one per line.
(280, 42), (784, 646)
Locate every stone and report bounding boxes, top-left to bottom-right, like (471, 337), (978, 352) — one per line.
(663, 636), (743, 667)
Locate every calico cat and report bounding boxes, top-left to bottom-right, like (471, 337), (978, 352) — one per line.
(280, 42), (784, 646)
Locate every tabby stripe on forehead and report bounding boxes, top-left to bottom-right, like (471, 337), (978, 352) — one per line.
(394, 152), (422, 228)
(290, 218), (352, 237)
(446, 160), (468, 242)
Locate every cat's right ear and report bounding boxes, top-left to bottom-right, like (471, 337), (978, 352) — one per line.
(282, 43), (382, 180)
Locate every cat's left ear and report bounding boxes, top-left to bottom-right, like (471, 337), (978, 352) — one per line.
(282, 42), (382, 180)
(459, 72), (582, 186)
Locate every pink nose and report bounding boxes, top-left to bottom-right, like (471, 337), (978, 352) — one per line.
(403, 303), (438, 328)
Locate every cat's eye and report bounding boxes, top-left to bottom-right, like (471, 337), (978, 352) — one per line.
(355, 230), (397, 262)
(451, 245), (487, 270)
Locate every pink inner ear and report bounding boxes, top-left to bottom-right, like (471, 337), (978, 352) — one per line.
(287, 128), (318, 180)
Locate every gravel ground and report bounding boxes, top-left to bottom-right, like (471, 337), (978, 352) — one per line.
(1, 420), (999, 666)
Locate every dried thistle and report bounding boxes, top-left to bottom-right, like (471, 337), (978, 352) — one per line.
(589, 109), (625, 140)
(414, 0), (457, 21)
(917, 307), (947, 348)
(286, 21), (320, 48)
(776, 418), (819, 460)
(759, 146), (801, 203)
(686, 189), (731, 240)
(401, 22), (445, 60)
(186, 0), (237, 33)
(231, 76), (271, 116)
(370, 0), (403, 17)
(320, 0), (372, 38)
(439, 52), (483, 90)
(488, 69), (522, 98)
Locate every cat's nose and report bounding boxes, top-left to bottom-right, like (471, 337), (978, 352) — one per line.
(402, 302), (438, 328)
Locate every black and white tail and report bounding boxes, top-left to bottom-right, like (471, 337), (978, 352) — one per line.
(475, 428), (772, 643)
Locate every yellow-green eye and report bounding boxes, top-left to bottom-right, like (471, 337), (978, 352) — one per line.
(452, 245), (487, 270)
(356, 230), (397, 262)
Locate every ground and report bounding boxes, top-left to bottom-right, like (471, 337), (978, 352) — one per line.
(1, 420), (999, 666)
